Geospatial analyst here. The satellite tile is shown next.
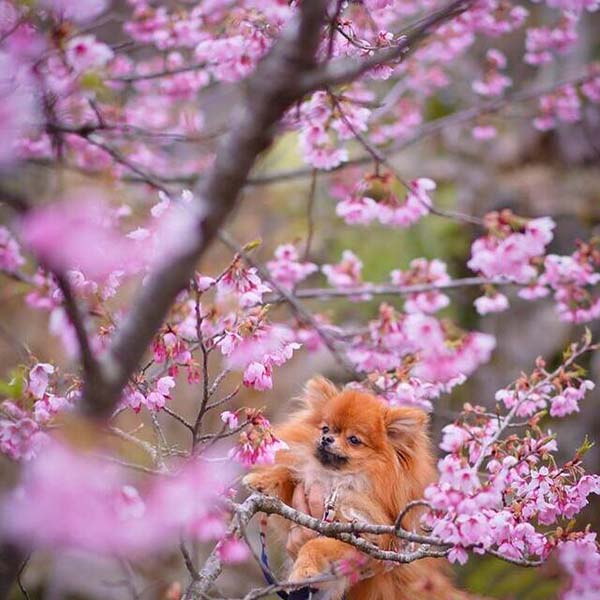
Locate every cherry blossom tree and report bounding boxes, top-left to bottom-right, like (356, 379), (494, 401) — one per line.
(1, 0), (600, 598)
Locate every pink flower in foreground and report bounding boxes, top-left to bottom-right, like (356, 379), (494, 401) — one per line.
(65, 35), (114, 72)
(0, 226), (25, 272)
(217, 536), (250, 564)
(1, 442), (236, 554)
(19, 193), (136, 280)
(27, 363), (55, 399)
(40, 0), (109, 23)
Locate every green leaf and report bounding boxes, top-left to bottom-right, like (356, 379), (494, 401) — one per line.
(575, 435), (594, 459)
(0, 368), (26, 400)
(243, 239), (262, 252)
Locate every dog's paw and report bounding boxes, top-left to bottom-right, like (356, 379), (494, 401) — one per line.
(242, 471), (281, 495)
(288, 560), (322, 583)
(288, 559), (346, 600)
(242, 472), (267, 492)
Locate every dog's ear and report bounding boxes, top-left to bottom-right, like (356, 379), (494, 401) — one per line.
(302, 376), (338, 412)
(385, 406), (429, 458)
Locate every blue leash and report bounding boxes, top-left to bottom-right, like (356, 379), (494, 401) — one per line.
(259, 515), (317, 600)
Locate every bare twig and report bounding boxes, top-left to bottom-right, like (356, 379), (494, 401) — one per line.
(205, 385), (241, 412)
(263, 276), (510, 304)
(304, 169), (318, 261)
(180, 540), (198, 580)
(162, 406), (195, 434)
(108, 62), (209, 83)
(16, 554), (31, 600)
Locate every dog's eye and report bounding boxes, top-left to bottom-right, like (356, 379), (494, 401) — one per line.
(321, 425), (329, 434)
(348, 435), (361, 446)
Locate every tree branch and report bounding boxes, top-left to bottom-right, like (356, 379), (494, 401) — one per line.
(54, 273), (102, 387)
(184, 488), (544, 599)
(262, 276), (515, 304)
(300, 0), (474, 92)
(83, 0), (332, 418)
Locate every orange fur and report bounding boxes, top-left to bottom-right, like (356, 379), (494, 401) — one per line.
(244, 377), (474, 600)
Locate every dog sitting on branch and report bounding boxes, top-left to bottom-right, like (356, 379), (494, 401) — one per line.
(244, 377), (472, 600)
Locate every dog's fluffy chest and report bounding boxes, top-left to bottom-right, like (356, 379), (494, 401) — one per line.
(293, 456), (372, 522)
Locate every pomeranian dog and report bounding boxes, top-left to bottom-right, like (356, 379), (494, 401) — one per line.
(244, 377), (472, 600)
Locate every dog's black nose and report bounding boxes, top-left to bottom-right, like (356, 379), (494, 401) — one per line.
(320, 435), (334, 447)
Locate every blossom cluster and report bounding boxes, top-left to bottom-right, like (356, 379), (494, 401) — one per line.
(390, 258), (450, 314)
(423, 343), (600, 596)
(347, 303), (495, 407)
(333, 173), (436, 229)
(0, 363), (71, 460)
(1, 441), (238, 556)
(266, 244), (318, 290)
(225, 408), (288, 467)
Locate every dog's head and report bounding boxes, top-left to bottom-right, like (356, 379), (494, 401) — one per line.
(299, 377), (430, 475)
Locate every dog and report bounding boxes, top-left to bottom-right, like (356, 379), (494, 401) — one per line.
(244, 377), (472, 600)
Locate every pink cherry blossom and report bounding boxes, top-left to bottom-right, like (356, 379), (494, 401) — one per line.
(471, 124), (498, 140)
(228, 413), (288, 467)
(220, 411), (239, 429)
(217, 261), (271, 308)
(391, 258), (450, 314)
(559, 533), (600, 600)
(322, 250), (363, 288)
(533, 85), (581, 131)
(65, 36), (114, 72)
(217, 536), (250, 564)
(266, 244), (318, 289)
(1, 441), (236, 554)
(472, 49), (511, 97)
(0, 226), (25, 273)
(27, 363), (55, 399)
(474, 292), (509, 315)
(40, 0), (109, 23)
(524, 13), (578, 66)
(19, 193), (136, 280)
(468, 212), (555, 284)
